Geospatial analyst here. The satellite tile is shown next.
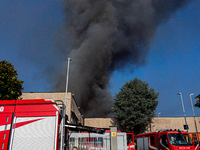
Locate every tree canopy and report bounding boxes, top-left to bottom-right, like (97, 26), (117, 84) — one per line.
(194, 94), (200, 108)
(0, 60), (24, 100)
(112, 78), (159, 134)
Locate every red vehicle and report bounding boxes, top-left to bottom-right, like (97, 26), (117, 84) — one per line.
(0, 99), (63, 150)
(127, 133), (135, 150)
(134, 129), (199, 150)
(0, 99), (109, 150)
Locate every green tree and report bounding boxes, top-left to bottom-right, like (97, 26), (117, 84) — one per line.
(194, 94), (200, 108)
(112, 78), (159, 134)
(0, 60), (24, 100)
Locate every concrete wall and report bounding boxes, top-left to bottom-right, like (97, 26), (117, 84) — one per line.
(150, 117), (200, 133)
(21, 92), (84, 125)
(85, 117), (200, 133)
(22, 92), (200, 134)
(84, 118), (118, 128)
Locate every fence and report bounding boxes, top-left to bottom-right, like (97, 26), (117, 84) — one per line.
(69, 132), (127, 150)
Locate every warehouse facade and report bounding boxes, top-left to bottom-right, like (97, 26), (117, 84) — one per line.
(22, 92), (200, 133)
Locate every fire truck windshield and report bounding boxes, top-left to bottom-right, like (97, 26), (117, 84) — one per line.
(168, 133), (193, 146)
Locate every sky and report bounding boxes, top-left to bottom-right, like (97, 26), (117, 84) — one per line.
(0, 0), (200, 117)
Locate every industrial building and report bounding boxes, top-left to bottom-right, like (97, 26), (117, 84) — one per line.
(22, 92), (200, 133)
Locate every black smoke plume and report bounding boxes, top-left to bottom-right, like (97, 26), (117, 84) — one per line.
(53, 0), (191, 117)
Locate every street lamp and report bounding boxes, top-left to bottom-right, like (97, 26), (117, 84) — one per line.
(158, 112), (161, 129)
(65, 58), (71, 108)
(178, 93), (188, 132)
(62, 58), (71, 150)
(190, 93), (199, 142)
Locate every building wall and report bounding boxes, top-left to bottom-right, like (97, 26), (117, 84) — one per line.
(150, 117), (200, 133)
(85, 117), (200, 133)
(84, 118), (118, 128)
(22, 92), (200, 133)
(21, 92), (84, 125)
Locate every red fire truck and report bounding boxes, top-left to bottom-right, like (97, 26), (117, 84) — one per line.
(0, 99), (106, 150)
(0, 99), (63, 150)
(134, 129), (199, 150)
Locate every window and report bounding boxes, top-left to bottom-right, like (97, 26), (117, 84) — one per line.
(6, 116), (9, 122)
(150, 136), (155, 145)
(2, 143), (4, 149)
(168, 133), (193, 146)
(3, 134), (6, 140)
(161, 134), (169, 147)
(127, 134), (133, 144)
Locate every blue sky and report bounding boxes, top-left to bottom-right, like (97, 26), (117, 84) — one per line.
(1, 0), (200, 117)
(110, 0), (200, 117)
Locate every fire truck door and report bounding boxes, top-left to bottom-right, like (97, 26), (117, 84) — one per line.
(160, 134), (169, 150)
(10, 116), (58, 150)
(0, 113), (13, 150)
(137, 137), (148, 150)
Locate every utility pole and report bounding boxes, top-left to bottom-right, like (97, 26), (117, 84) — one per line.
(178, 93), (188, 132)
(65, 58), (71, 113)
(158, 112), (161, 129)
(61, 58), (71, 150)
(190, 93), (199, 143)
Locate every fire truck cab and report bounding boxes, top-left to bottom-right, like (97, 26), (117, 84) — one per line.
(134, 129), (199, 150)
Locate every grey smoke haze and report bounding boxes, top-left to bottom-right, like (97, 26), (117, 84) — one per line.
(54, 0), (191, 117)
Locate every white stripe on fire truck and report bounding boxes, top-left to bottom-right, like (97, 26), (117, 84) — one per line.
(44, 99), (55, 102)
(160, 139), (169, 150)
(53, 104), (59, 111)
(0, 124), (11, 132)
(195, 144), (199, 150)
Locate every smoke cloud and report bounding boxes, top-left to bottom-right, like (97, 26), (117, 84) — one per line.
(53, 0), (191, 117)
